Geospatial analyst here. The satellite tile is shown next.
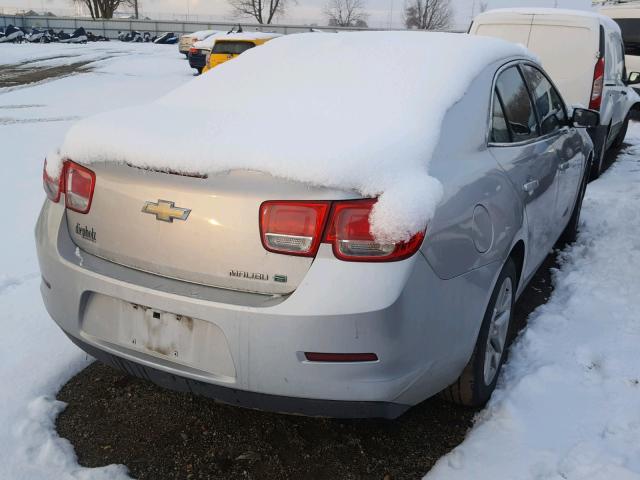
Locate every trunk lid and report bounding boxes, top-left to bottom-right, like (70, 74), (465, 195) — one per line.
(66, 163), (354, 295)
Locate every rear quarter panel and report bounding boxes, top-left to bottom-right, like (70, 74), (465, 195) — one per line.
(422, 62), (525, 281)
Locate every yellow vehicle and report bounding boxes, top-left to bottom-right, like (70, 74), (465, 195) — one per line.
(202, 32), (281, 73)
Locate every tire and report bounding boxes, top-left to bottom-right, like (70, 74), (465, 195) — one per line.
(557, 159), (589, 247)
(590, 138), (605, 181)
(589, 123), (611, 181)
(196, 67), (203, 75)
(442, 259), (517, 407)
(613, 114), (630, 149)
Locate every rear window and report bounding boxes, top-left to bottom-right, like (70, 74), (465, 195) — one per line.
(613, 19), (640, 56)
(212, 41), (256, 55)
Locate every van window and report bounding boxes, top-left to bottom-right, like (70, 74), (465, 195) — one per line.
(606, 29), (625, 81)
(521, 65), (567, 135)
(495, 66), (538, 142)
(613, 18), (640, 56)
(491, 93), (511, 143)
(212, 41), (256, 55)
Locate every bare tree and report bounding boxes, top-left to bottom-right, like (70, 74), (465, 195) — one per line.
(478, 1), (488, 13)
(228, 0), (288, 24)
(324, 0), (368, 28)
(404, 0), (452, 30)
(72, 0), (136, 18)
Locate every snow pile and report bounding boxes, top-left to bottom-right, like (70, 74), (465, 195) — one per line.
(0, 43), (191, 480)
(427, 126), (640, 479)
(53, 31), (530, 242)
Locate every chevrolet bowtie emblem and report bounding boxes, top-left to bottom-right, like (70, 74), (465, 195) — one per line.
(141, 200), (191, 223)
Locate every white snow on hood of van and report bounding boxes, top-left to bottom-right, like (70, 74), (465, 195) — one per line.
(52, 31), (531, 243)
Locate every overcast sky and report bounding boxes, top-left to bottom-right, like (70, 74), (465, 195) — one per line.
(4, 0), (591, 29)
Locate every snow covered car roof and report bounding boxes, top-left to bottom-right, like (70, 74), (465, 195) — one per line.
(192, 31), (227, 49)
(215, 32), (282, 41)
(52, 31), (532, 242)
(187, 29), (220, 41)
(193, 31), (282, 50)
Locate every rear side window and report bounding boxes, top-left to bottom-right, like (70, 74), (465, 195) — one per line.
(495, 66), (538, 142)
(521, 65), (567, 135)
(212, 41), (256, 55)
(613, 18), (640, 56)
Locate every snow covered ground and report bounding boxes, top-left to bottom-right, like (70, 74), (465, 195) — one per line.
(0, 43), (192, 480)
(1, 42), (639, 480)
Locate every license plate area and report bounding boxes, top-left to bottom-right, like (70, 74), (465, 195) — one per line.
(81, 293), (236, 379)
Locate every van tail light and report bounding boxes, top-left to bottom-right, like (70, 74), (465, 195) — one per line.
(323, 199), (425, 262)
(589, 56), (605, 111)
(64, 161), (96, 214)
(259, 201), (331, 256)
(259, 198), (425, 262)
(43, 159), (63, 202)
(189, 47), (198, 55)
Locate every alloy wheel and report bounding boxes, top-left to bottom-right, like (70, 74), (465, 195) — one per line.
(483, 277), (513, 385)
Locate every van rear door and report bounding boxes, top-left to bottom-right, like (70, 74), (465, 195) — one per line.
(527, 14), (599, 107)
(472, 12), (533, 45)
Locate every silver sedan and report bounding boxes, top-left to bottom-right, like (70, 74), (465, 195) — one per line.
(36, 55), (596, 418)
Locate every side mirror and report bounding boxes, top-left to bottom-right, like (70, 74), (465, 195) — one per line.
(572, 108), (600, 128)
(627, 71), (640, 85)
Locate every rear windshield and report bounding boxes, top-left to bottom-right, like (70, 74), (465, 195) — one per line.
(212, 41), (256, 55)
(613, 18), (640, 56)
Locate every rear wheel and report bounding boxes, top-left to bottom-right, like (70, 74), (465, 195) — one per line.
(442, 259), (516, 407)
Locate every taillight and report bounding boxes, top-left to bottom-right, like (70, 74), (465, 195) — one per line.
(259, 198), (425, 262)
(589, 56), (605, 111)
(43, 158), (63, 202)
(259, 201), (331, 256)
(323, 199), (425, 262)
(189, 47), (197, 54)
(64, 161), (95, 214)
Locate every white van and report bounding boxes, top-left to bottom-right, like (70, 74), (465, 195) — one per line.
(599, 4), (640, 90)
(470, 8), (640, 178)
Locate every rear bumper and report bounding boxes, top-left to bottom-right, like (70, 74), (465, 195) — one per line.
(67, 333), (407, 418)
(36, 201), (495, 418)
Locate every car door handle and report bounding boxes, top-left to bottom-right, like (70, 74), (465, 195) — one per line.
(523, 180), (539, 194)
(621, 90), (628, 96)
(558, 161), (571, 171)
